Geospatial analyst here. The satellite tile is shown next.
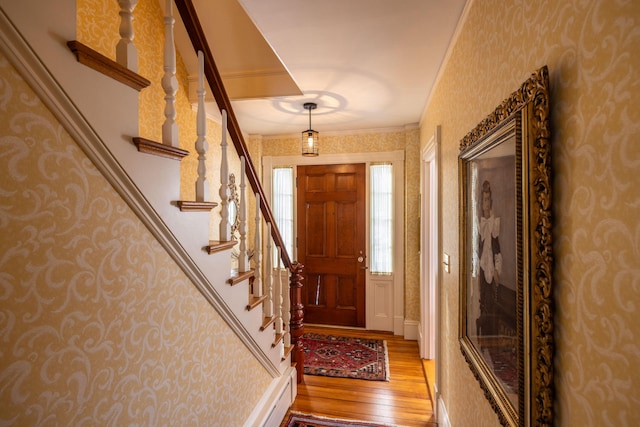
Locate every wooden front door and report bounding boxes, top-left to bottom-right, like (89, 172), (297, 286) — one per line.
(297, 163), (366, 327)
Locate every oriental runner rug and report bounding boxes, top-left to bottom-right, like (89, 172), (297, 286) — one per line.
(301, 333), (389, 381)
(283, 412), (402, 427)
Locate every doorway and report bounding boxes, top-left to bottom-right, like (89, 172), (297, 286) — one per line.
(262, 150), (405, 335)
(297, 163), (367, 327)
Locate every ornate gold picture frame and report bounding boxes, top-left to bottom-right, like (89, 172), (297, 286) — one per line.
(458, 66), (553, 426)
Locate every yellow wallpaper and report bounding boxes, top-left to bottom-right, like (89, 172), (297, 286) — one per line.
(77, 0), (118, 59)
(262, 130), (406, 157)
(261, 129), (422, 322)
(421, 0), (640, 425)
(403, 128), (421, 322)
(0, 51), (271, 425)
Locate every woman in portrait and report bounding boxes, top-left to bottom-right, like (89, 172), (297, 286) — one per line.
(477, 180), (502, 337)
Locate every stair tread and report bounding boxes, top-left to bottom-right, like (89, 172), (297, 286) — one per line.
(67, 40), (151, 91)
(261, 316), (277, 331)
(247, 294), (267, 311)
(272, 332), (284, 348)
(133, 136), (190, 160)
(228, 269), (254, 285)
(207, 240), (237, 254)
(177, 200), (218, 212)
(283, 345), (294, 361)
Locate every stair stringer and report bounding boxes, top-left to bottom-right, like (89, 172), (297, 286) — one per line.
(0, 0), (289, 380)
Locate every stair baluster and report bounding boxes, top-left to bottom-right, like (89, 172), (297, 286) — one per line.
(253, 194), (262, 300)
(238, 157), (249, 272)
(194, 51), (208, 202)
(116, 0), (138, 72)
(219, 110), (231, 241)
(161, 0), (178, 147)
(264, 223), (273, 319)
(275, 247), (283, 340)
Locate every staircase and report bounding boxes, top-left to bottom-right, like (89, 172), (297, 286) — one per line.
(0, 0), (303, 425)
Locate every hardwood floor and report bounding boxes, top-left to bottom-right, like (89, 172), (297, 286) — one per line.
(282, 325), (436, 427)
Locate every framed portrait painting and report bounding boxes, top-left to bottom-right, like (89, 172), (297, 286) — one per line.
(458, 66), (553, 427)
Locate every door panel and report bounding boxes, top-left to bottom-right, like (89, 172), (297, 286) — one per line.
(305, 202), (327, 256)
(336, 202), (356, 256)
(336, 275), (356, 308)
(297, 163), (366, 327)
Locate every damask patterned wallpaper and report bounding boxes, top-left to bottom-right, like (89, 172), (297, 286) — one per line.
(0, 1), (273, 425)
(0, 52), (271, 425)
(421, 0), (640, 425)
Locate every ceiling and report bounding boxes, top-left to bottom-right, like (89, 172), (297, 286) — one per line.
(176, 0), (467, 136)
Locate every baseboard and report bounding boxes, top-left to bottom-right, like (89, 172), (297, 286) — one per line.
(244, 366), (296, 427)
(437, 396), (451, 427)
(403, 319), (419, 340)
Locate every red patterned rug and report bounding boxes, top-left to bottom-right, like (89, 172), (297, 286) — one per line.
(301, 333), (389, 381)
(283, 412), (401, 427)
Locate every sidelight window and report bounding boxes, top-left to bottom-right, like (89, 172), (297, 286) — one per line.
(370, 163), (393, 274)
(272, 167), (294, 266)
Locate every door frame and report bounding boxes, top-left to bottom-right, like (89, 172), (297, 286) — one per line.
(420, 125), (440, 359)
(263, 151), (405, 335)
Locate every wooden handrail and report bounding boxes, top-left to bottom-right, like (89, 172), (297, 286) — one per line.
(173, 0), (304, 383)
(173, 0), (291, 268)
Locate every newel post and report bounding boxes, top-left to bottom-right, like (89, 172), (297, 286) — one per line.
(289, 262), (305, 384)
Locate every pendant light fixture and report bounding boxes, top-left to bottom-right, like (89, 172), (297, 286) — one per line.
(301, 102), (319, 157)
